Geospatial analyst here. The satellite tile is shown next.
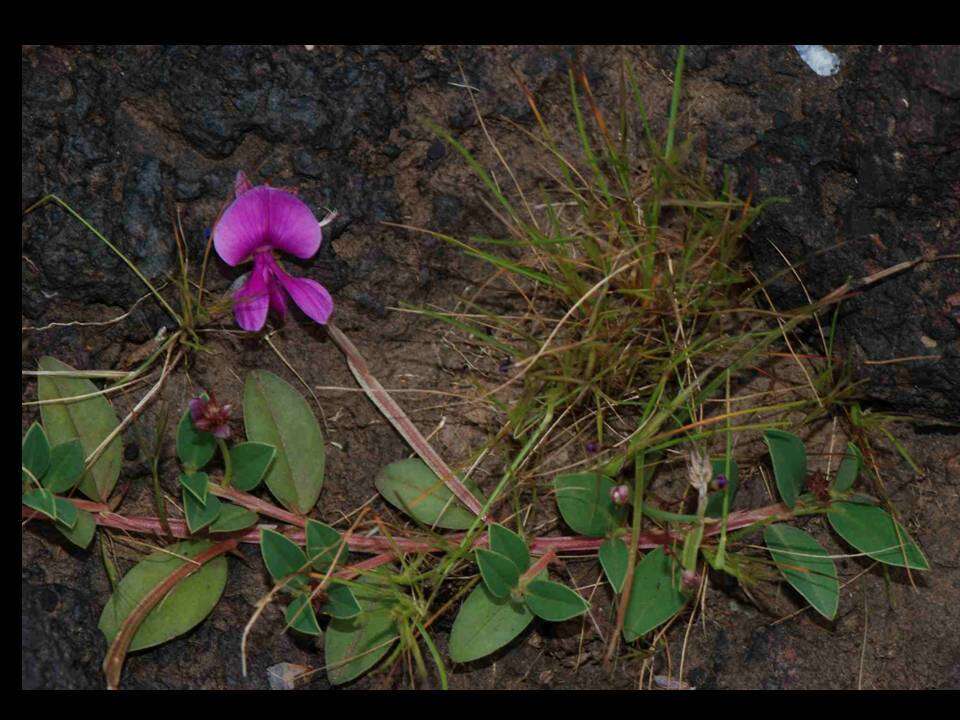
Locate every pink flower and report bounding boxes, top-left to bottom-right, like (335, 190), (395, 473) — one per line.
(214, 171), (334, 331)
(189, 391), (233, 439)
(609, 484), (630, 506)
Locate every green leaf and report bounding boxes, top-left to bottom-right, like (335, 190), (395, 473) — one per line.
(22, 422), (50, 484)
(176, 408), (216, 472)
(554, 472), (626, 537)
(183, 487), (221, 534)
(523, 580), (590, 622)
(831, 443), (862, 493)
(306, 520), (346, 571)
(38, 356), (122, 502)
(322, 582), (362, 620)
(53, 497), (78, 530)
(325, 572), (399, 685)
(374, 458), (487, 530)
(56, 508), (96, 549)
(449, 583), (534, 663)
(623, 547), (687, 642)
(22, 488), (58, 520)
(244, 370), (325, 515)
(179, 471), (209, 504)
(98, 540), (228, 652)
(828, 501), (928, 570)
(285, 592), (322, 636)
(763, 430), (807, 509)
(599, 537), (629, 593)
(489, 523), (530, 573)
(229, 441), (276, 492)
(475, 548), (520, 599)
(209, 504), (259, 533)
(43, 440), (85, 493)
(764, 524), (839, 620)
(260, 528), (308, 591)
(705, 457), (740, 518)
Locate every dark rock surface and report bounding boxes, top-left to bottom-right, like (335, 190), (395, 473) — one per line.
(731, 45), (959, 420)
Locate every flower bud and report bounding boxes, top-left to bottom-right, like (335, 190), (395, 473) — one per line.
(609, 484), (630, 506)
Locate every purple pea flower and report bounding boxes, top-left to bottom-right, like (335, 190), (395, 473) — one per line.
(214, 171), (335, 332)
(189, 391), (233, 439)
(714, 474), (728, 490)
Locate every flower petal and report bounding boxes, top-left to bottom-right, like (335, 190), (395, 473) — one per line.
(212, 424), (233, 440)
(263, 188), (322, 259)
(214, 187), (270, 266)
(213, 186), (321, 266)
(233, 256), (271, 331)
(268, 277), (288, 319)
(274, 266), (334, 325)
(189, 397), (206, 424)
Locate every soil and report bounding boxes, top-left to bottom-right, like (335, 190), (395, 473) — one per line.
(21, 45), (960, 690)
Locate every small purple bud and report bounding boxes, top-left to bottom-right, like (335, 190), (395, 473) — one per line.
(585, 441), (599, 454)
(203, 227), (212, 240)
(714, 474), (728, 490)
(498, 357), (512, 374)
(609, 484), (630, 506)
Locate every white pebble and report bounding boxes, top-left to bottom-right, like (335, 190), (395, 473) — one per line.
(794, 45), (841, 77)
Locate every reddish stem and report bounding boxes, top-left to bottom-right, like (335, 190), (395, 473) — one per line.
(23, 500), (792, 557)
(207, 483), (306, 527)
(521, 547), (557, 582)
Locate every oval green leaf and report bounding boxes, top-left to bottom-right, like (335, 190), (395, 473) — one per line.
(260, 528), (308, 591)
(322, 582), (362, 620)
(599, 537), (629, 593)
(244, 370), (325, 515)
(554, 472), (626, 537)
(98, 540), (228, 652)
(831, 443), (862, 494)
(449, 583), (534, 663)
(524, 580), (590, 622)
(285, 592), (322, 636)
(229, 441), (276, 492)
(763, 430), (807, 509)
(176, 408), (216, 472)
(209, 504), (258, 534)
(22, 488), (57, 520)
(179, 471), (209, 504)
(828, 501), (928, 570)
(325, 572), (399, 685)
(43, 440), (85, 493)
(38, 356), (122, 502)
(764, 523), (838, 620)
(488, 523), (530, 573)
(375, 458), (487, 530)
(183, 484), (221, 534)
(53, 496), (78, 529)
(22, 422), (50, 484)
(56, 507), (96, 549)
(306, 519), (346, 571)
(623, 547), (687, 642)
(475, 548), (520, 599)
